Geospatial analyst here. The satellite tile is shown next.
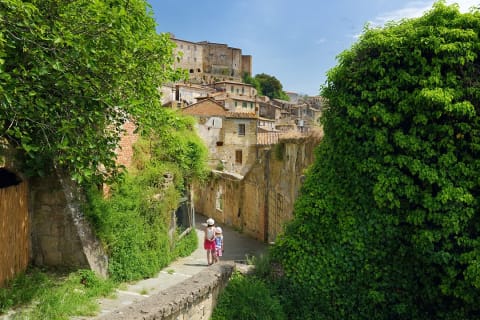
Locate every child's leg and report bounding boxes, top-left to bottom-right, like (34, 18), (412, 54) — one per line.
(206, 250), (212, 265)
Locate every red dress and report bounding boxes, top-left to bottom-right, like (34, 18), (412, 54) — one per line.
(204, 227), (216, 250)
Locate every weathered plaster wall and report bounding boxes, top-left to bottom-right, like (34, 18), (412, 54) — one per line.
(195, 136), (320, 242)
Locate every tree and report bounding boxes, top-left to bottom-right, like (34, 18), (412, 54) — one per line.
(253, 73), (289, 100)
(0, 0), (183, 184)
(242, 72), (261, 93)
(272, 2), (480, 319)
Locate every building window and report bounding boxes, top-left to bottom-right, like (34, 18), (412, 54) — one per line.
(235, 150), (243, 164)
(238, 124), (245, 136)
(216, 186), (224, 211)
(235, 101), (238, 107)
(231, 86), (234, 93)
(242, 87), (245, 94)
(242, 102), (247, 108)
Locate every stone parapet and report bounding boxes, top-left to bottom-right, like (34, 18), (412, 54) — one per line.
(98, 262), (235, 320)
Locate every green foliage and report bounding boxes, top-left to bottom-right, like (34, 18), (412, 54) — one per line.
(252, 73), (290, 100)
(0, 0), (184, 184)
(242, 72), (261, 93)
(133, 110), (209, 182)
(172, 229), (199, 258)
(272, 2), (480, 319)
(85, 166), (180, 282)
(211, 272), (286, 320)
(0, 268), (49, 313)
(0, 268), (115, 319)
(85, 125), (206, 282)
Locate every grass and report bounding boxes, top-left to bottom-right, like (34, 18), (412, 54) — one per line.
(0, 268), (116, 320)
(0, 229), (198, 319)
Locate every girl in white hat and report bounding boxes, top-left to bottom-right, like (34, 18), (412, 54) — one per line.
(214, 226), (224, 263)
(204, 218), (216, 265)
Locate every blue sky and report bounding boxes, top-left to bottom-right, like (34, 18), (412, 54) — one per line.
(148, 0), (478, 96)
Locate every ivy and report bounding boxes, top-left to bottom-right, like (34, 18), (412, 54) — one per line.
(272, 2), (480, 319)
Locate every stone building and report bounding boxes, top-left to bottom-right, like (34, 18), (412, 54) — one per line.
(182, 99), (258, 177)
(258, 96), (281, 123)
(171, 38), (204, 83)
(213, 81), (257, 98)
(171, 36), (252, 84)
(160, 83), (215, 108)
(166, 35), (324, 243)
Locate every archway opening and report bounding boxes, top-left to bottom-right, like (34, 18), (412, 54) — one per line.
(0, 168), (22, 188)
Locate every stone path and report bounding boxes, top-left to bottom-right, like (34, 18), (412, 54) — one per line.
(71, 213), (268, 319)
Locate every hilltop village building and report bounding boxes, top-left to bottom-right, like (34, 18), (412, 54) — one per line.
(170, 36), (252, 84)
(162, 36), (325, 241)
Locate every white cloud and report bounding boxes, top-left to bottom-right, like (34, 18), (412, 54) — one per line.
(373, 0), (479, 26)
(315, 38), (327, 45)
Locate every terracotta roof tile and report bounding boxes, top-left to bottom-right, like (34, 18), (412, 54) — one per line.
(181, 99), (228, 116)
(226, 112), (258, 119)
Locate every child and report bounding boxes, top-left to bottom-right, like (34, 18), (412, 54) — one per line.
(214, 226), (224, 263)
(204, 218), (216, 265)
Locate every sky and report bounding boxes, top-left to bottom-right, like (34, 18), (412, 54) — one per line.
(147, 0), (479, 96)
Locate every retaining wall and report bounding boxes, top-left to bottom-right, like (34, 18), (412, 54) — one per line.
(99, 262), (235, 320)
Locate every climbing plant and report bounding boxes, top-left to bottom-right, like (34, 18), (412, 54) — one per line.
(84, 109), (207, 281)
(272, 2), (480, 319)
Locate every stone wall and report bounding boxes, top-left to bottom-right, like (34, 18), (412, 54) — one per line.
(29, 174), (89, 268)
(1, 119), (136, 276)
(195, 136), (320, 242)
(98, 262), (235, 320)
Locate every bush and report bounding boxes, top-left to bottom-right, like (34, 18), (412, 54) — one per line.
(272, 3), (480, 319)
(211, 272), (286, 320)
(173, 228), (199, 258)
(85, 165), (180, 282)
(85, 127), (207, 282)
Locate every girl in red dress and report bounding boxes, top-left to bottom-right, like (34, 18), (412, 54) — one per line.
(204, 218), (216, 265)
